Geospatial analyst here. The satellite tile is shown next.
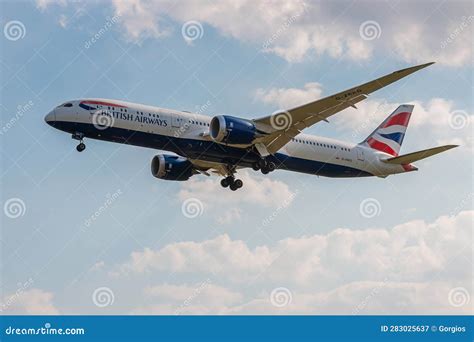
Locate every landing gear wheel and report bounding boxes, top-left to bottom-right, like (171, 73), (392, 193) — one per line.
(261, 167), (270, 175)
(221, 176), (235, 188)
(220, 178), (231, 188)
(229, 183), (238, 191)
(234, 179), (243, 189)
(76, 142), (86, 152)
(267, 162), (276, 172)
(252, 162), (260, 171)
(258, 158), (267, 169)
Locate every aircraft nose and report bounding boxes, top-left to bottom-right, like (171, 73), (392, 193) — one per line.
(44, 109), (56, 126)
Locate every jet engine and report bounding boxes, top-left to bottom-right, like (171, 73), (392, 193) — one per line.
(210, 115), (258, 145)
(151, 154), (194, 181)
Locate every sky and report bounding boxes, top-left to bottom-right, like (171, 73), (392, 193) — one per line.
(0, 0), (472, 315)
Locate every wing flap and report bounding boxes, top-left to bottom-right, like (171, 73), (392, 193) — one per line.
(189, 159), (246, 176)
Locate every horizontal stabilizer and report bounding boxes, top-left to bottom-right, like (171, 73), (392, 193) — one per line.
(382, 145), (458, 164)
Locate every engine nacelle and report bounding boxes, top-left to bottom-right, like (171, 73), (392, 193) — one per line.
(151, 154), (194, 181)
(210, 115), (257, 145)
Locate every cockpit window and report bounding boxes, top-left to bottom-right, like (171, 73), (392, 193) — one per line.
(63, 103), (73, 107)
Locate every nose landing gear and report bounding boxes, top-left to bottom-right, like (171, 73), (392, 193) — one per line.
(72, 132), (86, 152)
(76, 142), (86, 152)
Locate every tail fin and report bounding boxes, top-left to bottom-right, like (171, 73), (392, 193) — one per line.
(361, 104), (414, 156)
(381, 145), (458, 165)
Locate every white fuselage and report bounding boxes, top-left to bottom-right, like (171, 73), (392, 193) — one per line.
(45, 98), (411, 178)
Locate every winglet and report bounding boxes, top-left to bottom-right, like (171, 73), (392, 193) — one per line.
(393, 62), (435, 75)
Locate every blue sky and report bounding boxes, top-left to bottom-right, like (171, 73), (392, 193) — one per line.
(1, 0), (472, 314)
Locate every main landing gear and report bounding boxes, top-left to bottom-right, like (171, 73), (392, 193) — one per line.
(252, 158), (276, 175)
(220, 176), (243, 191)
(220, 165), (243, 191)
(72, 132), (86, 152)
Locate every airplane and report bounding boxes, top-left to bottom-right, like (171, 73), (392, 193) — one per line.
(44, 62), (457, 191)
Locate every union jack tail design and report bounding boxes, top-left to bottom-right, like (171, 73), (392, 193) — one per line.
(361, 104), (414, 156)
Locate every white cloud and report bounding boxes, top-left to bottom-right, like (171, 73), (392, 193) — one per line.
(134, 282), (243, 314)
(35, 0), (66, 11)
(90, 260), (106, 272)
(114, 211), (472, 314)
(58, 14), (68, 28)
(255, 82), (323, 109)
(116, 234), (274, 282)
(36, 0), (473, 66)
(216, 207), (242, 225)
(177, 170), (294, 214)
(1, 289), (59, 315)
(35, 0), (473, 66)
(112, 0), (167, 41)
(228, 281), (471, 315)
(393, 18), (474, 67)
(108, 0), (472, 66)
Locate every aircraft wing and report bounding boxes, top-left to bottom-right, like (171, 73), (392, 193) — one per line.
(252, 62), (434, 155)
